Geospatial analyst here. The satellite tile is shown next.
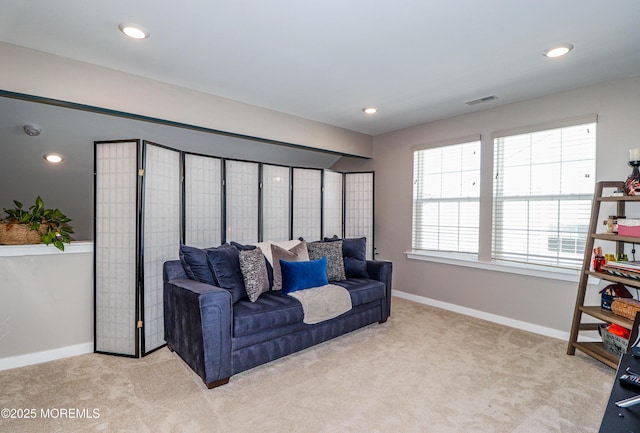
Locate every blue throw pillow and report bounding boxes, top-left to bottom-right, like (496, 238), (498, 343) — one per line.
(179, 244), (216, 285)
(342, 237), (369, 278)
(206, 244), (247, 303)
(280, 257), (328, 293)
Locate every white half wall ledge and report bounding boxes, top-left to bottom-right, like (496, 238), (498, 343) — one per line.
(393, 290), (576, 342)
(0, 241), (93, 257)
(0, 342), (93, 372)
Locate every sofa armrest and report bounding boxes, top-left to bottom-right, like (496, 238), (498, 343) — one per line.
(163, 277), (233, 387)
(366, 260), (393, 320)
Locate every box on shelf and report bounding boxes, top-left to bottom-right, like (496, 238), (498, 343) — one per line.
(599, 282), (633, 311)
(599, 324), (629, 357)
(618, 218), (640, 237)
(601, 292), (615, 310)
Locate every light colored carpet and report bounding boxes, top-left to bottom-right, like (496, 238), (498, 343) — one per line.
(0, 298), (614, 433)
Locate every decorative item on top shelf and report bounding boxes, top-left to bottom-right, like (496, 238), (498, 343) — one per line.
(625, 148), (640, 195)
(0, 196), (74, 251)
(603, 215), (622, 233)
(600, 283), (633, 310)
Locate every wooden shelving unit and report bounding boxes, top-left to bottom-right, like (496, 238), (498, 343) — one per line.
(567, 181), (640, 368)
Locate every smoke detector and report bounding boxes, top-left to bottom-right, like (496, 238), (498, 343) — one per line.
(23, 124), (42, 136)
(465, 95), (499, 106)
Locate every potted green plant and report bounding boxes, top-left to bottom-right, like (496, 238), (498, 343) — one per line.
(0, 196), (74, 251)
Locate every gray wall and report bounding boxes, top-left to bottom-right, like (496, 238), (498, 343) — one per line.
(0, 42), (372, 158)
(0, 248), (93, 361)
(333, 75), (640, 335)
(0, 96), (348, 240)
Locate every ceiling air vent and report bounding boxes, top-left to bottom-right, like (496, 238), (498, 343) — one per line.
(465, 95), (498, 106)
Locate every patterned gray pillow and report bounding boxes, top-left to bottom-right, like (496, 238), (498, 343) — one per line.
(308, 240), (346, 282)
(239, 248), (270, 302)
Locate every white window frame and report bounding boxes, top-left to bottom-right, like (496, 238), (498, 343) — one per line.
(408, 115), (598, 282)
(412, 136), (481, 255)
(492, 118), (596, 270)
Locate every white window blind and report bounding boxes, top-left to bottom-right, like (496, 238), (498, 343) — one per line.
(412, 140), (481, 253)
(492, 121), (596, 269)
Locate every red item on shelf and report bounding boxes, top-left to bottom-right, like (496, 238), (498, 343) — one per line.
(608, 323), (631, 339)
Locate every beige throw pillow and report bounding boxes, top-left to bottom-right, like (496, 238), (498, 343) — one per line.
(271, 240), (309, 290)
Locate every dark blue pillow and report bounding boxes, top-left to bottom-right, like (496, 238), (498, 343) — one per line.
(206, 244), (247, 303)
(323, 237), (369, 278)
(230, 241), (274, 288)
(179, 244), (216, 285)
(280, 257), (328, 293)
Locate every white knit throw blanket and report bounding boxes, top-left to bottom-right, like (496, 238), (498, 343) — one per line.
(288, 284), (352, 324)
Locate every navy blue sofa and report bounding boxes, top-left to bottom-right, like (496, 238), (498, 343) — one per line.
(163, 258), (392, 389)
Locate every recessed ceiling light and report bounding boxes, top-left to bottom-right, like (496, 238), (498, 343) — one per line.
(363, 107), (377, 114)
(118, 23), (149, 40)
(543, 44), (573, 58)
(44, 153), (64, 164)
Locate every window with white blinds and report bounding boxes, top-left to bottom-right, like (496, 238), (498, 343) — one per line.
(412, 140), (481, 254)
(492, 121), (596, 269)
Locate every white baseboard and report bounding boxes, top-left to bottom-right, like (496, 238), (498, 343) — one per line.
(0, 342), (93, 371)
(392, 290), (573, 341)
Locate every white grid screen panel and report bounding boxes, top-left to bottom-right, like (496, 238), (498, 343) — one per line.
(184, 154), (222, 248)
(143, 144), (181, 352)
(226, 160), (259, 244)
(95, 141), (138, 355)
(323, 170), (343, 239)
(262, 164), (291, 241)
(493, 122), (596, 269)
(412, 141), (481, 254)
(292, 168), (322, 241)
(345, 172), (374, 259)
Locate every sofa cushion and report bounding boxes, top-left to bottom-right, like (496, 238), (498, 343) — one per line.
(206, 244), (247, 303)
(233, 292), (304, 337)
(323, 236), (369, 279)
(271, 241), (309, 290)
(280, 257), (329, 293)
(332, 278), (385, 307)
(308, 240), (346, 282)
(239, 248), (270, 302)
(179, 244), (216, 285)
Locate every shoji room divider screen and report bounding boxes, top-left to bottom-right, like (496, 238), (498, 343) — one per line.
(292, 167), (322, 241)
(183, 153), (222, 248)
(262, 164), (291, 241)
(344, 172), (375, 259)
(95, 138), (374, 358)
(95, 140), (180, 357)
(323, 170), (344, 239)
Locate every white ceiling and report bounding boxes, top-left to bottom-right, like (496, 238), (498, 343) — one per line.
(1, 0), (639, 136)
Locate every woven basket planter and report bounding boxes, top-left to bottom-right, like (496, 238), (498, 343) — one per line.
(0, 223), (46, 245)
(611, 297), (640, 321)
